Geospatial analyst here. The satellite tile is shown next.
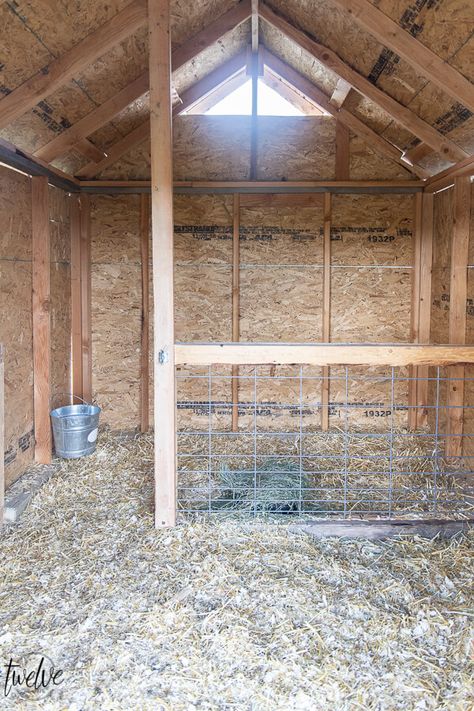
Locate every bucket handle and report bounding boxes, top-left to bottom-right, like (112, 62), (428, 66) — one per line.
(52, 392), (99, 408)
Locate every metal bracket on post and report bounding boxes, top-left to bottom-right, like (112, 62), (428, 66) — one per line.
(158, 348), (169, 365)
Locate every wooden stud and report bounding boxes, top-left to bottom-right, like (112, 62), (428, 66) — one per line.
(32, 176), (52, 464)
(321, 192), (332, 431)
(331, 0), (474, 115)
(408, 193), (423, 430)
(70, 196), (83, 402)
(140, 194), (150, 433)
(259, 5), (468, 164)
(80, 195), (92, 402)
(446, 177), (471, 458)
(335, 122), (350, 180)
(149, 0), (176, 528)
(416, 193), (434, 428)
(232, 194), (241, 431)
(0, 1), (148, 130)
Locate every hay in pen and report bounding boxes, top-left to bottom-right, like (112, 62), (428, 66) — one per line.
(0, 432), (473, 710)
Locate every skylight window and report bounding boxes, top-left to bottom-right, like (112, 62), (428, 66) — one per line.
(205, 78), (304, 117)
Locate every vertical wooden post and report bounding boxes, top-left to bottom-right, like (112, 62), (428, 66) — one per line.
(80, 194), (92, 402)
(149, 0), (176, 527)
(321, 192), (332, 431)
(249, 2), (259, 180)
(447, 177), (471, 458)
(416, 192), (434, 428)
(32, 176), (52, 464)
(335, 122), (350, 180)
(408, 193), (423, 430)
(140, 193), (150, 433)
(70, 196), (83, 402)
(232, 194), (240, 431)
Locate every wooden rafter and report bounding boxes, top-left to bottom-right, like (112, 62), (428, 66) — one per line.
(0, 0), (148, 131)
(331, 0), (474, 115)
(262, 67), (325, 116)
(177, 51), (248, 115)
(263, 50), (427, 178)
(259, 3), (467, 164)
(34, 1), (252, 163)
(76, 52), (249, 179)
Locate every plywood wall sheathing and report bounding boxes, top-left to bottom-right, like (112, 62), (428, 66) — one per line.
(95, 115), (415, 181)
(91, 192), (417, 433)
(0, 167), (34, 486)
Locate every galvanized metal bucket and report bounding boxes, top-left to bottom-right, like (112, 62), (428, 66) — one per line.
(50, 397), (101, 459)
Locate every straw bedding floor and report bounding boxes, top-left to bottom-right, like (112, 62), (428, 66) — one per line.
(0, 433), (473, 710)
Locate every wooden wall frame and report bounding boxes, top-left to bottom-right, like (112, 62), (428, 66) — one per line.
(32, 176), (52, 465)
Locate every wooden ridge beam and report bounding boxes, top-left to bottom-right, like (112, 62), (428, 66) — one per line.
(262, 50), (427, 178)
(175, 343), (474, 367)
(259, 3), (467, 164)
(331, 0), (474, 115)
(0, 0), (148, 130)
(34, 2), (251, 163)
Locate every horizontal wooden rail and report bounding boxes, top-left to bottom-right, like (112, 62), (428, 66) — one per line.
(175, 343), (474, 367)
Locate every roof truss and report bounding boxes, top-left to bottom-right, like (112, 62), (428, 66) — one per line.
(0, 0), (471, 185)
(331, 0), (474, 115)
(259, 2), (467, 164)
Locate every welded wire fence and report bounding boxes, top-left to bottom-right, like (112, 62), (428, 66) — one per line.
(176, 365), (474, 518)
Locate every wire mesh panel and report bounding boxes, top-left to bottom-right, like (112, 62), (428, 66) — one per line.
(176, 365), (473, 519)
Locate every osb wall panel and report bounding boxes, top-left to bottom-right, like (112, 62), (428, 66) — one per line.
(49, 187), (71, 409)
(98, 116), (417, 181)
(0, 167), (34, 486)
(331, 195), (414, 343)
(92, 194), (416, 432)
(90, 195), (142, 430)
(256, 117), (334, 180)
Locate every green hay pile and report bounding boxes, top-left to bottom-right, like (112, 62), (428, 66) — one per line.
(213, 457), (310, 513)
